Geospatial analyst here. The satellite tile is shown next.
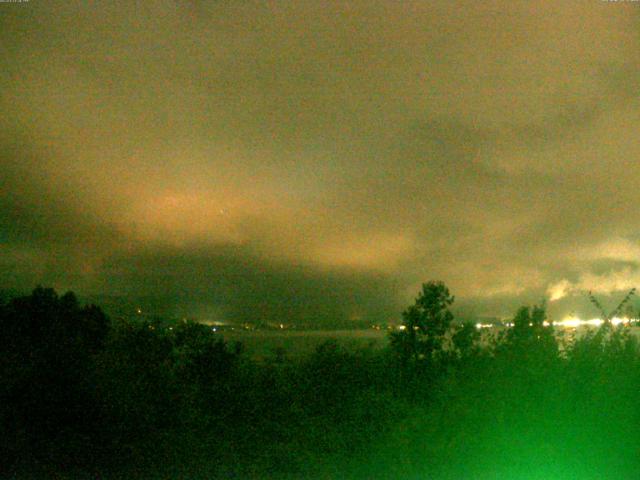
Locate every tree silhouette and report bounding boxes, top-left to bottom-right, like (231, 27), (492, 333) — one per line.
(588, 288), (636, 324)
(452, 321), (481, 360)
(499, 304), (558, 367)
(390, 281), (454, 367)
(0, 287), (110, 470)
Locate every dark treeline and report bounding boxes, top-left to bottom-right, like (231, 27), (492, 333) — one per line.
(2, 283), (640, 479)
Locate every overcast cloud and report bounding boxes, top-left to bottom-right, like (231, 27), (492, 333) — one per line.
(2, 1), (640, 322)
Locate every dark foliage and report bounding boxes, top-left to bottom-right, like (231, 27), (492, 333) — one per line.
(390, 281), (455, 370)
(3, 284), (640, 479)
(0, 287), (110, 474)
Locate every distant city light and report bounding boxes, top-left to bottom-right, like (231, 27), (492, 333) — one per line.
(391, 316), (639, 332)
(471, 317), (638, 330)
(556, 317), (582, 328)
(554, 317), (636, 328)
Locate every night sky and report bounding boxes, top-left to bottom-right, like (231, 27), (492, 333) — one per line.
(2, 1), (640, 323)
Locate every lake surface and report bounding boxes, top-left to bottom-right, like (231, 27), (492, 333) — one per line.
(217, 329), (388, 360)
(216, 325), (640, 360)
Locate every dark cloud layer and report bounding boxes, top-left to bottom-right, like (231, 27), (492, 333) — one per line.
(95, 246), (399, 325)
(2, 1), (640, 322)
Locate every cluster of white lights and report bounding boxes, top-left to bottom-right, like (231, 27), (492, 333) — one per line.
(475, 323), (495, 329)
(394, 318), (639, 332)
(554, 317), (637, 328)
(474, 317), (638, 329)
